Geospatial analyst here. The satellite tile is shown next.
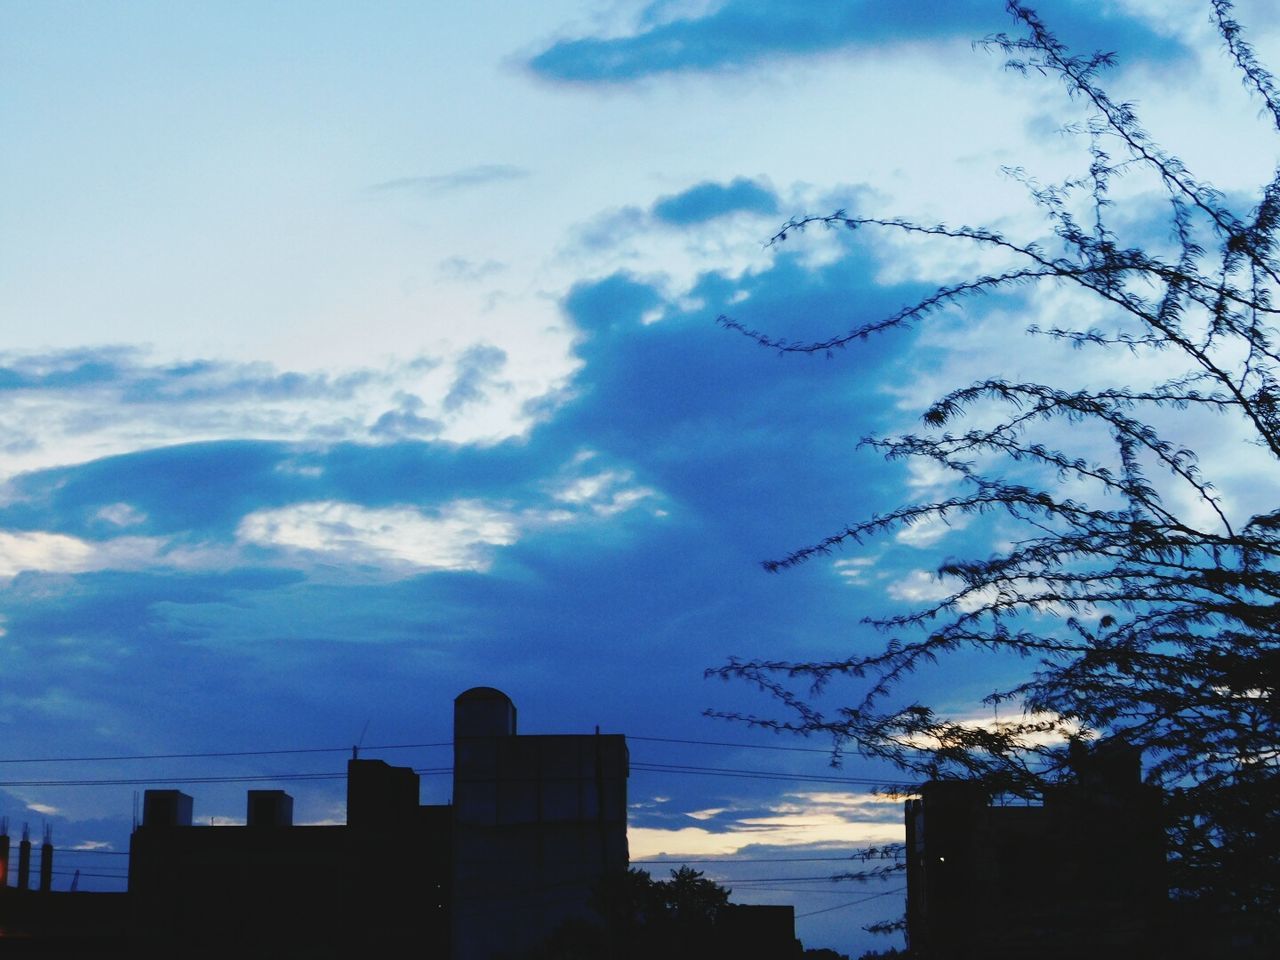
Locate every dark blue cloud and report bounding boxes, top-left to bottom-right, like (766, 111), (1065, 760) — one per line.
(1, 442), (301, 539)
(528, 0), (1187, 84)
(651, 178), (779, 226)
(0, 348), (393, 404)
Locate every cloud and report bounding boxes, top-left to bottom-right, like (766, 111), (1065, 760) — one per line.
(0, 171), (1141, 925)
(438, 257), (507, 282)
(236, 500), (520, 574)
(652, 178), (779, 226)
(94, 502), (147, 528)
(570, 178), (782, 254)
(628, 790), (903, 859)
(444, 344), (510, 413)
(528, 0), (1186, 84)
(370, 394), (445, 440)
(369, 164), (528, 193)
(0, 344), (545, 479)
(893, 511), (972, 548)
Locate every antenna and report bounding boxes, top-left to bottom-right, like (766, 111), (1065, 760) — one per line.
(42, 823), (51, 845)
(353, 718), (371, 760)
(70, 869), (80, 893)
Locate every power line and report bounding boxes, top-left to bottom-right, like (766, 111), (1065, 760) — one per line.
(0, 742), (451, 765)
(631, 761), (909, 787)
(1, 760), (904, 790)
(629, 735), (836, 755)
(720, 874), (900, 885)
(0, 734), (884, 767)
(795, 887), (905, 919)
(0, 768), (452, 788)
(632, 856), (893, 865)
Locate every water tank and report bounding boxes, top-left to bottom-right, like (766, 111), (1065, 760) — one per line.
(454, 687), (516, 738)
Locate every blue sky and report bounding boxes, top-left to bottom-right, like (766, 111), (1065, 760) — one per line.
(3, 1), (1278, 954)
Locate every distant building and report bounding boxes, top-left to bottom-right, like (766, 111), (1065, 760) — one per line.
(3, 687), (803, 957)
(127, 686), (626, 957)
(905, 743), (1165, 959)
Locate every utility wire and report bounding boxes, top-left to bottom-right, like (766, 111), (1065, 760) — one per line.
(793, 890), (906, 921)
(0, 761), (905, 789)
(0, 734), (876, 766)
(629, 736), (836, 755)
(0, 742), (451, 765)
(1, 772), (346, 787)
(631, 761), (910, 787)
(632, 855), (897, 865)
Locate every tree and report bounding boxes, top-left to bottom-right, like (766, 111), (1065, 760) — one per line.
(530, 867), (736, 960)
(713, 0), (1278, 944)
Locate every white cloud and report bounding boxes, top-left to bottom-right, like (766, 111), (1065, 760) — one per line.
(236, 500), (519, 573)
(0, 531), (232, 579)
(886, 569), (952, 604)
(0, 531), (94, 578)
(554, 468), (657, 517)
(26, 802), (60, 816)
(94, 503), (147, 527)
(0, 344), (568, 484)
(685, 807), (729, 821)
(628, 791), (904, 860)
(887, 569), (997, 613)
(894, 511), (971, 548)
(833, 557), (875, 584)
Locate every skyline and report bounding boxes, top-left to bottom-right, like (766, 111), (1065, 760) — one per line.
(3, 2), (1278, 954)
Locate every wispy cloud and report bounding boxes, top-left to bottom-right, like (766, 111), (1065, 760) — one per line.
(0, 345), (544, 478)
(369, 164), (528, 193)
(570, 177), (781, 254)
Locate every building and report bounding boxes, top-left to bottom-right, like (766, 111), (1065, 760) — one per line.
(4, 687), (801, 957)
(452, 686), (629, 959)
(905, 742), (1165, 959)
(125, 686), (627, 957)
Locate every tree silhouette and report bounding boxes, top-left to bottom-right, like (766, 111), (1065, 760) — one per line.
(528, 867), (736, 960)
(713, 0), (1278, 943)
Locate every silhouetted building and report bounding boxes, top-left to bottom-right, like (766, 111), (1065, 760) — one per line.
(2, 688), (803, 957)
(717, 903), (803, 959)
(452, 686), (629, 959)
(126, 686), (628, 958)
(0, 818), (9, 889)
(905, 743), (1165, 959)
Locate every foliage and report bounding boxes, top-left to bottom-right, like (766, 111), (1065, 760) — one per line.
(527, 867), (736, 960)
(712, 0), (1278, 941)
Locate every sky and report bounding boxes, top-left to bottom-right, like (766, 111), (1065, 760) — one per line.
(3, 1), (1279, 954)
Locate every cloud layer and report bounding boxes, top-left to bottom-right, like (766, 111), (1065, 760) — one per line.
(529, 0), (1186, 84)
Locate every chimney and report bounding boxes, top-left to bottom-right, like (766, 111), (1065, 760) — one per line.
(17, 823), (31, 890)
(246, 790), (293, 827)
(39, 824), (52, 893)
(142, 790), (194, 827)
